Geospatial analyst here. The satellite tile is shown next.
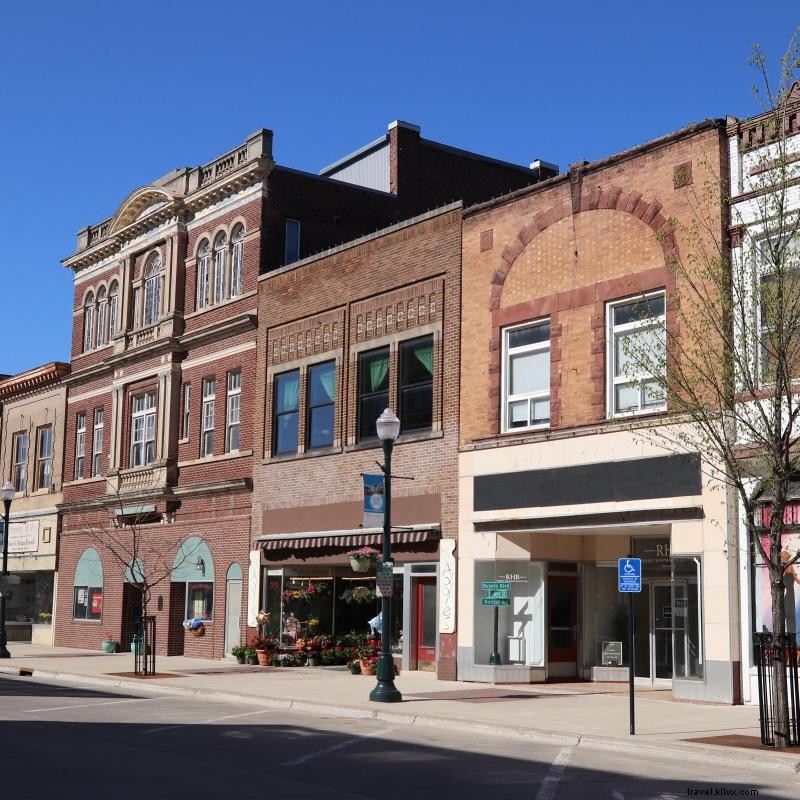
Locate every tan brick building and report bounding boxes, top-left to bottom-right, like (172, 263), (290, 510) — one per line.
(457, 121), (742, 702)
(0, 362), (70, 645)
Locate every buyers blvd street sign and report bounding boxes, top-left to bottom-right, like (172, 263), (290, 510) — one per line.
(481, 580), (511, 606)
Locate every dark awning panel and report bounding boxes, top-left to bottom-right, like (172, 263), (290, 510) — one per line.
(257, 526), (440, 552)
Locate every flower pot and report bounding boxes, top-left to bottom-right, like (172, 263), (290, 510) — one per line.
(188, 625), (205, 637)
(306, 653), (320, 667)
(235, 654), (246, 664)
(349, 555), (371, 573)
(256, 648), (269, 667)
(359, 659), (376, 676)
(101, 640), (118, 653)
(350, 661), (362, 675)
(247, 654), (259, 665)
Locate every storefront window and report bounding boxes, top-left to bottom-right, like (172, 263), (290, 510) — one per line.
(584, 563), (630, 668)
(73, 548), (103, 620)
(186, 582), (213, 620)
(74, 586), (103, 620)
(473, 560), (544, 666)
(672, 556), (703, 679)
(754, 531), (800, 634)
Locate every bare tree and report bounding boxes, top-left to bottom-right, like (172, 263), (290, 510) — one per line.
(619, 34), (800, 744)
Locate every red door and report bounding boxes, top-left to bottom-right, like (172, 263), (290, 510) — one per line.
(547, 575), (577, 663)
(415, 578), (437, 669)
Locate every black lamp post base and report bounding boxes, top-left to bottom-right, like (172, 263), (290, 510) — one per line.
(369, 680), (403, 703)
(0, 647), (9, 659)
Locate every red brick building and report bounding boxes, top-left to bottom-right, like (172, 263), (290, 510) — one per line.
(56, 122), (553, 657)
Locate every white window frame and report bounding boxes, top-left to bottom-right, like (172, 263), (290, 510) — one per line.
(75, 413), (86, 480)
(96, 287), (108, 347)
(181, 383), (191, 440)
(201, 377), (216, 457)
(12, 431), (27, 492)
(226, 370), (241, 453)
(143, 253), (161, 327)
(92, 407), (104, 477)
(83, 293), (95, 352)
(606, 291), (667, 417)
(196, 240), (211, 310)
(501, 319), (551, 433)
(213, 233), (228, 305)
(108, 281), (119, 340)
(231, 225), (244, 297)
(35, 425), (53, 491)
(130, 392), (156, 468)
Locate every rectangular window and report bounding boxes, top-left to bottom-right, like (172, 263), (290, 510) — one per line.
(399, 336), (433, 434)
(358, 347), (390, 441)
(307, 361), (336, 449)
(607, 293), (666, 416)
(74, 413), (85, 480)
(672, 556), (703, 680)
(186, 582), (213, 620)
(92, 408), (104, 477)
(273, 369), (300, 455)
(201, 377), (216, 457)
(181, 384), (191, 440)
(12, 431), (28, 492)
(35, 425), (54, 491)
(130, 392), (156, 468)
(284, 219), (301, 264)
(503, 321), (550, 431)
(226, 370), (241, 453)
(73, 586), (103, 620)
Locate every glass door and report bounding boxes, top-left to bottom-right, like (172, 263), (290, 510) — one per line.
(633, 582), (673, 683)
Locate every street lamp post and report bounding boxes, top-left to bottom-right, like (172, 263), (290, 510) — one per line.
(369, 408), (402, 703)
(0, 480), (16, 658)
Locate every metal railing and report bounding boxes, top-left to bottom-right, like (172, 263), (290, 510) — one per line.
(753, 631), (800, 746)
(133, 615), (156, 677)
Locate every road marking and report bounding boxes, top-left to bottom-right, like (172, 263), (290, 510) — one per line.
(535, 747), (572, 800)
(281, 725), (398, 767)
(22, 698), (147, 714)
(145, 708), (272, 734)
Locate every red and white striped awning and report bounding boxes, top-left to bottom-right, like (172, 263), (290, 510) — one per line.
(256, 524), (440, 551)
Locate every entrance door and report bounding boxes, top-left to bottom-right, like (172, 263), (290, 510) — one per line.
(633, 582), (673, 683)
(415, 578), (437, 670)
(547, 575), (577, 677)
(225, 572), (243, 656)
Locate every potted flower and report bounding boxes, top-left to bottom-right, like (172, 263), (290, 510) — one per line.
(358, 637), (381, 675)
(346, 546), (381, 573)
(251, 634), (279, 666)
(339, 585), (377, 604)
(245, 646), (259, 665)
(182, 617), (206, 637)
(101, 633), (118, 653)
(231, 644), (247, 664)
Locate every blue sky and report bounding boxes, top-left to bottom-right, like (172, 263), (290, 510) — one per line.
(0, 2), (796, 375)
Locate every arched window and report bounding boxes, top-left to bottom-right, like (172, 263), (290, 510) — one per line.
(172, 537), (215, 621)
(108, 280), (119, 339)
(231, 225), (244, 298)
(214, 232), (228, 304)
(96, 286), (108, 347)
(83, 292), (95, 352)
(73, 547), (103, 620)
(143, 252), (161, 326)
(196, 239), (210, 310)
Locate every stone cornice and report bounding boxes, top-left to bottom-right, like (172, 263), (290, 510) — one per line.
(0, 362), (70, 401)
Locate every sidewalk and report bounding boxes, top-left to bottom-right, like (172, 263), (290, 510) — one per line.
(2, 643), (796, 770)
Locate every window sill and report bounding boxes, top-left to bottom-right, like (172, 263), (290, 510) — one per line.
(263, 446), (343, 465)
(184, 289), (257, 320)
(501, 423), (550, 436)
(72, 618), (103, 624)
(606, 407), (667, 421)
(178, 437), (189, 445)
(64, 475), (109, 488)
(178, 449), (252, 468)
(345, 429), (443, 452)
(31, 488), (53, 497)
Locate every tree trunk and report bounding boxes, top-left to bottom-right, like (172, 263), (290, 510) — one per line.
(769, 567), (791, 747)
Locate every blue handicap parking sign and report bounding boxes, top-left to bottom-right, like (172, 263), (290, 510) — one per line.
(618, 557), (642, 592)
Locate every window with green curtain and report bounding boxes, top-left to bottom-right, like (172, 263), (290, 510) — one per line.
(308, 361), (336, 449)
(399, 335), (433, 433)
(359, 347), (390, 441)
(274, 369), (300, 455)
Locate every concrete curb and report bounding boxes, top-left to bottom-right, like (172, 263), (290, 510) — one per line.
(2, 664), (798, 773)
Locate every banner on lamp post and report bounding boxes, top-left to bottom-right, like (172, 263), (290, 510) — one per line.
(362, 474), (385, 529)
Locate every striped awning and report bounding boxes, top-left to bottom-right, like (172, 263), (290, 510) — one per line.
(256, 524), (440, 552)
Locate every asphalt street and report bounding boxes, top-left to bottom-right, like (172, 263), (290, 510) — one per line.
(0, 674), (796, 799)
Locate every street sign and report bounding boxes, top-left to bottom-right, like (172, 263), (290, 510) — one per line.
(481, 597), (511, 606)
(376, 561), (394, 598)
(0, 575), (21, 586)
(618, 557), (642, 593)
(481, 581), (511, 591)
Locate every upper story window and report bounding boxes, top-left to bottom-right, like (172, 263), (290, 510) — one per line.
(83, 292), (95, 352)
(607, 293), (666, 416)
(226, 370), (242, 453)
(75, 412), (86, 480)
(142, 252), (162, 327)
(35, 425), (53, 491)
(196, 239), (211, 310)
(399, 336), (433, 434)
(96, 287), (108, 347)
(307, 361), (335, 449)
(181, 383), (191, 440)
(130, 391), (156, 468)
(12, 431), (27, 492)
(214, 232), (228, 305)
(201, 377), (216, 457)
(502, 321), (550, 431)
(231, 225), (244, 297)
(273, 370), (300, 455)
(92, 408), (104, 477)
(285, 219), (301, 264)
(108, 281), (119, 341)
(358, 347), (389, 441)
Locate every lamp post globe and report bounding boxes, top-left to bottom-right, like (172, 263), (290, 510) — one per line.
(0, 482), (14, 503)
(369, 407), (402, 703)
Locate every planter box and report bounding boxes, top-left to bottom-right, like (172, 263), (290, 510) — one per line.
(31, 623), (53, 647)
